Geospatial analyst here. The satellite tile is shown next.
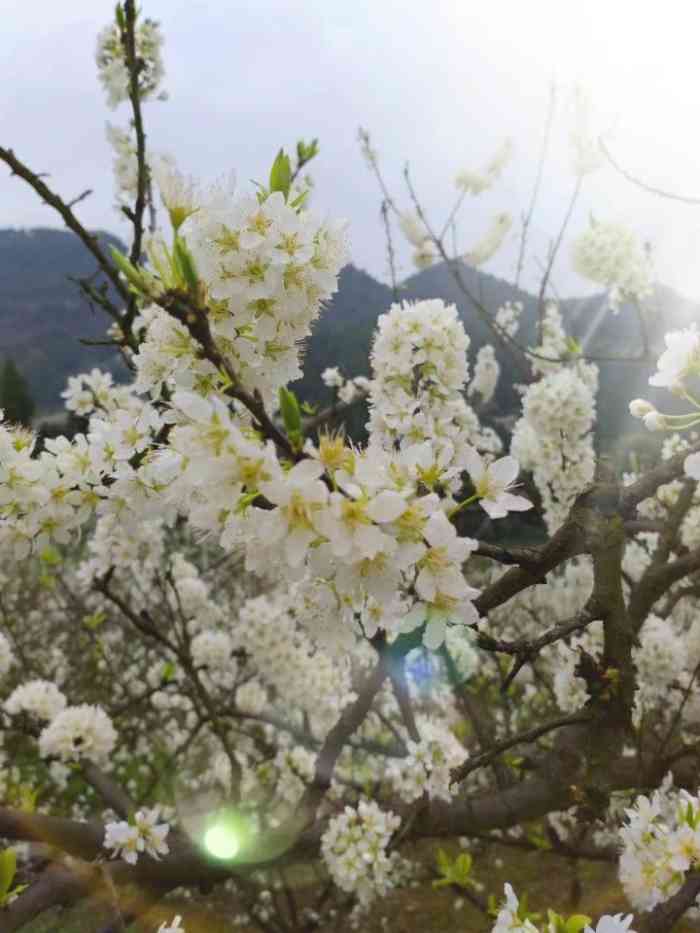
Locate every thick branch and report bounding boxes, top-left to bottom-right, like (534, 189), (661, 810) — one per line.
(638, 872), (700, 933)
(300, 642), (390, 817)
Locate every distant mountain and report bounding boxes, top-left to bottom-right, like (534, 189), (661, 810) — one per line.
(1, 228), (695, 446)
(0, 228), (128, 411)
(297, 260), (696, 445)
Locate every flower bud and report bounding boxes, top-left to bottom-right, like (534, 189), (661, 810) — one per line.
(643, 410), (666, 432)
(629, 398), (655, 419)
(685, 452), (700, 480)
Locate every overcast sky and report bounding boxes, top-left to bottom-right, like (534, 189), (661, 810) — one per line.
(5, 0), (700, 300)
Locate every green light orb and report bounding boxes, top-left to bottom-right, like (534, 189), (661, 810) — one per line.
(203, 823), (240, 860)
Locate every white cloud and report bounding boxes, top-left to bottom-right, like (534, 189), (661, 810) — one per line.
(3, 0), (700, 298)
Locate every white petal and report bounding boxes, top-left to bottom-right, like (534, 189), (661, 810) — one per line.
(454, 598), (480, 624)
(439, 565), (470, 598)
(488, 456), (519, 486)
(685, 452), (700, 480)
(423, 618), (446, 650)
(288, 458), (325, 484)
(462, 445), (484, 482)
(424, 510), (453, 548)
(500, 492), (532, 512)
(401, 604), (426, 633)
(285, 527), (313, 566)
(173, 391), (211, 422)
(366, 490), (406, 523)
(415, 567), (437, 602)
(354, 524), (387, 559)
(480, 497), (507, 519)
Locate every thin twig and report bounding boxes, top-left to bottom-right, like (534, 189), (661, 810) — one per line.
(0, 146), (129, 306)
(516, 81), (556, 289)
(380, 199), (399, 300)
(601, 137), (700, 205)
(536, 177), (582, 341)
(452, 712), (591, 783)
(67, 188), (93, 208)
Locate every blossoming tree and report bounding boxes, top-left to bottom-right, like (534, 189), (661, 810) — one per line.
(2, 5), (700, 933)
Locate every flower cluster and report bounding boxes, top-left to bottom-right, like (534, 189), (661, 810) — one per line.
(572, 219), (652, 312)
(464, 212), (513, 267)
(38, 704), (117, 765)
(495, 300), (522, 337)
(387, 718), (467, 802)
(491, 884), (636, 933)
(133, 181), (349, 406)
(397, 211), (437, 269)
(106, 123), (143, 206)
(0, 417), (106, 558)
(632, 614), (687, 722)
(649, 324), (700, 393)
(5, 680), (67, 721)
(468, 344), (500, 404)
(321, 366), (371, 405)
(629, 325), (700, 437)
(62, 367), (135, 417)
(320, 800), (401, 908)
(455, 138), (513, 194)
(104, 807), (170, 864)
(619, 786), (700, 912)
(512, 304), (597, 531)
(368, 298), (499, 477)
(0, 632), (14, 678)
(157, 918), (185, 933)
(96, 13), (166, 109)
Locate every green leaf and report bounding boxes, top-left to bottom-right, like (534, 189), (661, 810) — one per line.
(115, 3), (126, 30)
(452, 720), (469, 741)
(235, 491), (261, 514)
(7, 883), (27, 903)
(0, 849), (16, 901)
(18, 786), (38, 814)
(296, 138), (319, 168)
(39, 545), (62, 566)
(565, 336), (582, 357)
(525, 826), (551, 850)
(83, 610), (106, 631)
(269, 149), (292, 199)
(289, 189), (310, 211)
(432, 847), (475, 891)
(431, 877), (451, 889)
(565, 915), (592, 933)
(161, 661), (176, 683)
(278, 387), (302, 436)
(110, 247), (147, 294)
(173, 237), (199, 293)
(435, 847), (451, 874)
(454, 852), (472, 882)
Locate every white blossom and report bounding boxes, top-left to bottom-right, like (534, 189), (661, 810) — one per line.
(572, 220), (652, 312)
(38, 705), (117, 765)
(5, 680), (66, 721)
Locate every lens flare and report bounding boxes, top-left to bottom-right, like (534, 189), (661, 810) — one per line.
(404, 648), (436, 690)
(203, 822), (240, 860)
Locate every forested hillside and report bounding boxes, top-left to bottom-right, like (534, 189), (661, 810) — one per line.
(0, 228), (128, 410)
(2, 227), (696, 444)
